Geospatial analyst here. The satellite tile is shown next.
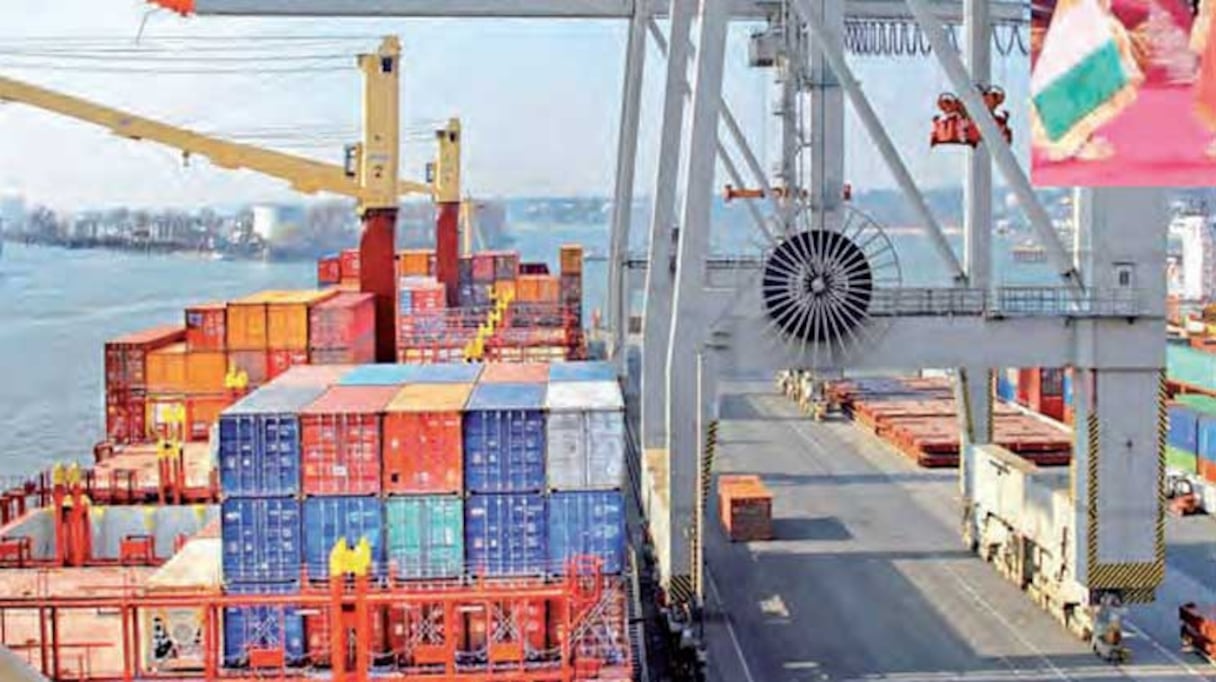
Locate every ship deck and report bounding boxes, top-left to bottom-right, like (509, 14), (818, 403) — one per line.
(702, 385), (1216, 682)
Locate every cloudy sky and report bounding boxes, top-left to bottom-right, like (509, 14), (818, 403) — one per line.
(0, 0), (1031, 210)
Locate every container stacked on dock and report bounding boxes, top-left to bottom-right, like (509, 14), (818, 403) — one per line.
(214, 360), (630, 675)
(104, 325), (187, 443)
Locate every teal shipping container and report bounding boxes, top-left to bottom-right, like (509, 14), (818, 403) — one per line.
(385, 496), (464, 580)
(1169, 345), (1216, 391)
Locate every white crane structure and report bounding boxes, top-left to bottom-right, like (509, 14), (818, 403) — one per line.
(158, 0), (1167, 666)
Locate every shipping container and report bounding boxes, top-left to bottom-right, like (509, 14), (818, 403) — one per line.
(385, 496), (463, 580)
(223, 582), (305, 668)
(267, 349), (309, 381)
(147, 343), (189, 394)
(317, 254), (342, 287)
(1200, 417), (1216, 466)
(494, 251), (519, 281)
(995, 373), (1015, 402)
(458, 255), (473, 284)
(547, 491), (624, 574)
(340, 362), (481, 386)
(545, 382), (625, 491)
(340, 249), (361, 283)
(227, 292), (274, 350)
(719, 477), (773, 542)
(106, 388), (147, 444)
(304, 606), (388, 667)
(142, 538), (222, 673)
(397, 249), (433, 277)
(1063, 369), (1074, 407)
(1167, 445), (1199, 475)
(480, 362), (549, 384)
(383, 384), (471, 495)
(219, 385), (326, 497)
(472, 253), (496, 282)
(185, 349), (227, 393)
(228, 350), (270, 387)
(105, 325), (186, 389)
(299, 386), (397, 496)
(464, 383), (547, 493)
(309, 292), (375, 355)
(465, 493), (546, 577)
(547, 361), (615, 384)
(265, 289), (336, 351)
(273, 364), (353, 388)
(516, 275), (560, 303)
(221, 498), (302, 583)
(559, 245), (583, 275)
(1169, 403), (1200, 454)
(1170, 344), (1216, 391)
(185, 303), (227, 352)
(186, 394), (230, 442)
(302, 496), (386, 579)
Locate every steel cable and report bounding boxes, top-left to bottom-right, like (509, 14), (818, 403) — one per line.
(842, 19), (1027, 57)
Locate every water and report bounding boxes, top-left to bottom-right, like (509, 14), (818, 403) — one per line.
(0, 222), (1051, 477)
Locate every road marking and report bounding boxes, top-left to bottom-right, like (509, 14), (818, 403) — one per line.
(705, 567), (758, 682)
(1121, 620), (1214, 681)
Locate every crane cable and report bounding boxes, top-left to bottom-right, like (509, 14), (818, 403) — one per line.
(842, 19), (1029, 57)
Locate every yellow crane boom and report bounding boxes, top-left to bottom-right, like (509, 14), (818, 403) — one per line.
(0, 36), (436, 210)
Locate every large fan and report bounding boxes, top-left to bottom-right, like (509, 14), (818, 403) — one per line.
(760, 206), (900, 361)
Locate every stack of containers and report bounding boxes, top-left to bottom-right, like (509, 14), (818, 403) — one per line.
(470, 252), (496, 307)
(227, 291), (277, 388)
(316, 254), (342, 288)
(559, 244), (583, 329)
(308, 292), (376, 365)
(266, 290), (336, 379)
(397, 275), (447, 351)
(464, 368), (549, 577)
(146, 316), (229, 441)
(339, 248), (361, 289)
(218, 373), (334, 668)
(544, 367), (626, 576)
(1169, 394), (1216, 479)
(492, 250), (519, 301)
(297, 375), (396, 663)
(104, 325), (186, 444)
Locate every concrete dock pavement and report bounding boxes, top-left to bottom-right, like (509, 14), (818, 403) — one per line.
(702, 385), (1216, 682)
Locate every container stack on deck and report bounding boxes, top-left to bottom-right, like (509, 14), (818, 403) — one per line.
(214, 361), (630, 675)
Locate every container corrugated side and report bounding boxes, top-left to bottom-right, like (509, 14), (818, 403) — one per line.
(1170, 344), (1216, 391)
(302, 496), (386, 580)
(464, 493), (546, 577)
(547, 491), (624, 574)
(1169, 403), (1200, 454)
(221, 498), (302, 583)
(548, 361), (615, 383)
(385, 496), (463, 580)
(545, 382), (625, 491)
(464, 407), (545, 493)
(299, 386), (397, 496)
(223, 582), (305, 668)
(1167, 445), (1198, 475)
(383, 384), (471, 494)
(219, 385), (326, 497)
(1200, 417), (1216, 464)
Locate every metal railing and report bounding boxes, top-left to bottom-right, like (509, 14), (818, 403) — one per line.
(869, 286), (1148, 319)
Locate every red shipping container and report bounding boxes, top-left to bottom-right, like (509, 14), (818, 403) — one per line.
(105, 388), (147, 444)
(268, 349), (310, 381)
(386, 603), (465, 666)
(299, 386), (398, 496)
(310, 293), (376, 350)
(105, 325), (187, 389)
(185, 303), (227, 352)
(1202, 458), (1216, 485)
(480, 363), (548, 384)
(471, 253), (496, 282)
(310, 346), (373, 366)
(305, 607), (388, 666)
(340, 249), (361, 283)
(1039, 395), (1065, 422)
(317, 255), (342, 287)
(228, 350), (269, 387)
(382, 384), (470, 494)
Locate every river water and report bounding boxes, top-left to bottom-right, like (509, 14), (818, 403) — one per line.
(0, 220), (1051, 477)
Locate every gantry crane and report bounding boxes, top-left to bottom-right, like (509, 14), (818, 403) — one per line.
(0, 35), (463, 362)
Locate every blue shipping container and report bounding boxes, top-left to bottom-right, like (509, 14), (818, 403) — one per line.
(1199, 416), (1216, 464)
(222, 498), (302, 583)
(219, 385), (324, 497)
(1063, 371), (1074, 407)
(338, 364), (416, 386)
(1169, 404), (1200, 455)
(302, 496), (386, 579)
(223, 582), (305, 667)
(465, 493), (546, 576)
(549, 361), (617, 383)
(547, 491), (625, 575)
(995, 375), (1014, 402)
(465, 384), (546, 492)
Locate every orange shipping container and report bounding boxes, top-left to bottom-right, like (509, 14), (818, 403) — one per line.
(185, 350), (227, 393)
(493, 280), (516, 302)
(266, 290), (336, 351)
(397, 249), (433, 277)
(516, 275), (559, 303)
(147, 344), (189, 394)
(718, 476), (773, 542)
(186, 394), (231, 442)
(560, 244), (583, 275)
(226, 292), (273, 350)
(382, 384), (471, 494)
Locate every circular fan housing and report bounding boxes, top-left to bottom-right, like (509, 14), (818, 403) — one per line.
(762, 229), (874, 344)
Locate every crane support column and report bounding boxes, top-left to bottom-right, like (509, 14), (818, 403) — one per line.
(641, 0), (694, 452)
(1069, 188), (1167, 605)
(664, 0), (729, 605)
(357, 37), (403, 363)
(608, 1), (648, 369)
(433, 120), (463, 308)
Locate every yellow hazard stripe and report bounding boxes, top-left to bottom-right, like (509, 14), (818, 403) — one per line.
(669, 574), (695, 607)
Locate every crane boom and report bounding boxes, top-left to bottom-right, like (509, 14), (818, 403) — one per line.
(0, 41), (432, 205)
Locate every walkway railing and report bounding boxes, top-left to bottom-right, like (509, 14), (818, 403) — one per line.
(869, 286), (1148, 319)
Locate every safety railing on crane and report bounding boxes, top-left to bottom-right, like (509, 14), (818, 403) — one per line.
(868, 286), (1148, 319)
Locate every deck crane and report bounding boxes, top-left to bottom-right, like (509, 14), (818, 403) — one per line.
(0, 35), (463, 362)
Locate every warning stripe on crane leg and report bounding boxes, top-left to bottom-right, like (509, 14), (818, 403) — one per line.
(1085, 412), (1100, 582)
(1155, 369), (1168, 563)
(691, 420), (719, 603)
(669, 574), (695, 608)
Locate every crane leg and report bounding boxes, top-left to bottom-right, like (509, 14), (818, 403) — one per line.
(360, 208), (398, 363)
(436, 202), (461, 308)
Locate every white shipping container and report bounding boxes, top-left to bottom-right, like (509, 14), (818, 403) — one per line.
(142, 538), (222, 672)
(545, 382), (625, 490)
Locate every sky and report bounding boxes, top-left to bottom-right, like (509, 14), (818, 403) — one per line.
(0, 0), (1032, 210)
